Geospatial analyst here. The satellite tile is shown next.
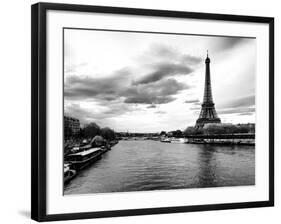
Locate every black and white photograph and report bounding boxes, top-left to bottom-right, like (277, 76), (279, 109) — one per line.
(63, 28), (256, 195)
(28, 2), (275, 222)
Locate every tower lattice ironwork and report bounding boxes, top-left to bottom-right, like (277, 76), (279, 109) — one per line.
(195, 52), (221, 128)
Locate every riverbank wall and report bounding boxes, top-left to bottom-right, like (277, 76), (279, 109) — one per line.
(185, 134), (255, 145)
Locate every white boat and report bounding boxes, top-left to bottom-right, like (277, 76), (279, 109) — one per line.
(170, 138), (188, 144)
(160, 138), (171, 143)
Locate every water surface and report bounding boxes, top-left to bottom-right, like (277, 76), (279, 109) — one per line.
(64, 140), (255, 194)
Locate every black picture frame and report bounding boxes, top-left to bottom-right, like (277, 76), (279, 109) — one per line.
(31, 2), (274, 222)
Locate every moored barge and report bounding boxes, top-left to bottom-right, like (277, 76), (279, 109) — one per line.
(65, 147), (103, 171)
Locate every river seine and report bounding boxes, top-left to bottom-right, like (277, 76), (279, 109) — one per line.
(64, 140), (255, 195)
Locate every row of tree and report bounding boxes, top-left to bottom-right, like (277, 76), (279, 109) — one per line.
(158, 123), (255, 137)
(65, 122), (116, 141)
(160, 130), (183, 138)
(65, 122), (254, 140)
(183, 123), (255, 136)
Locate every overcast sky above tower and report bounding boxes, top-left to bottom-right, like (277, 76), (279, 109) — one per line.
(64, 29), (256, 132)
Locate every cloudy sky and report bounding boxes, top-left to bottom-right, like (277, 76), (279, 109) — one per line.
(64, 29), (256, 132)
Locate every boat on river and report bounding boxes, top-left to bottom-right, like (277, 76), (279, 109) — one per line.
(170, 138), (188, 144)
(64, 163), (76, 184)
(160, 138), (171, 143)
(65, 147), (103, 171)
(109, 140), (119, 147)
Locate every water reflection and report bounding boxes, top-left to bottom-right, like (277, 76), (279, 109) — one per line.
(196, 145), (218, 187)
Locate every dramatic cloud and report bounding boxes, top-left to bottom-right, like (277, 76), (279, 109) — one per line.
(218, 95), (255, 109)
(185, 99), (200, 104)
(65, 102), (134, 125)
(218, 107), (255, 115)
(124, 79), (189, 104)
(148, 44), (178, 59)
(147, 105), (157, 109)
(216, 95), (255, 117)
(64, 29), (256, 131)
(218, 38), (244, 50)
(133, 44), (202, 85)
(64, 68), (130, 101)
(65, 70), (188, 106)
(211, 37), (251, 52)
(134, 63), (193, 84)
(181, 55), (202, 65)
(147, 44), (202, 64)
(65, 103), (99, 124)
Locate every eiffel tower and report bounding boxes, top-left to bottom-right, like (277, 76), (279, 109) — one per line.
(195, 51), (221, 128)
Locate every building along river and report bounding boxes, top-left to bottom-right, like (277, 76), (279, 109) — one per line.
(64, 140), (255, 195)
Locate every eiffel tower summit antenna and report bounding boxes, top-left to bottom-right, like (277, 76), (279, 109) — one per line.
(195, 51), (221, 128)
